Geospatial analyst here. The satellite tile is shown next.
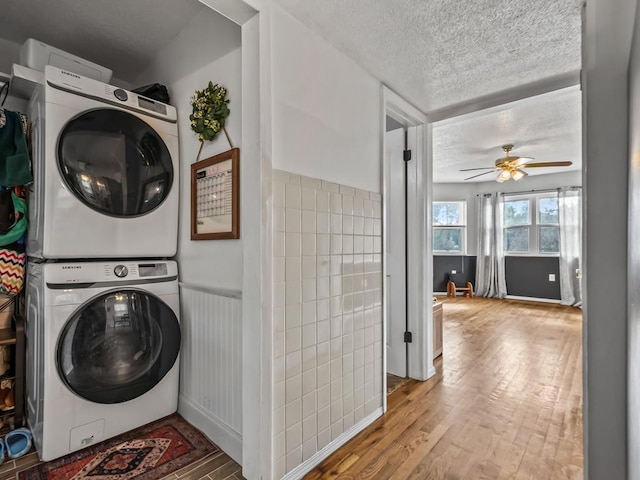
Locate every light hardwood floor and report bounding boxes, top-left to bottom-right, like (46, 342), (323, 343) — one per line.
(305, 297), (583, 479)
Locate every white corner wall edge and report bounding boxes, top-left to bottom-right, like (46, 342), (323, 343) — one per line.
(179, 393), (243, 464)
(198, 0), (257, 25)
(281, 408), (383, 480)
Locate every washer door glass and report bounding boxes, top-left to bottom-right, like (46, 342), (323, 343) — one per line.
(57, 290), (180, 404)
(58, 109), (173, 217)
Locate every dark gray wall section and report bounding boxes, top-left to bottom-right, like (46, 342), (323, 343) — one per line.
(433, 255), (560, 300)
(433, 256), (476, 292)
(585, 0), (634, 477)
(628, 0), (640, 478)
(504, 256), (560, 300)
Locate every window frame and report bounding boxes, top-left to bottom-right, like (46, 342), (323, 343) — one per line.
(432, 201), (467, 255)
(503, 193), (560, 256)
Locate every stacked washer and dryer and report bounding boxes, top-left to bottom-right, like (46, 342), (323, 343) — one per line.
(25, 65), (181, 461)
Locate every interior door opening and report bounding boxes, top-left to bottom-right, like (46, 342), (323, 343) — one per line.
(385, 117), (408, 386)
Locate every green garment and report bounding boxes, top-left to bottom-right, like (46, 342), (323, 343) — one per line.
(0, 192), (26, 247)
(0, 109), (33, 187)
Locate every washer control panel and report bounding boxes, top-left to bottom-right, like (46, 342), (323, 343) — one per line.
(45, 261), (178, 285)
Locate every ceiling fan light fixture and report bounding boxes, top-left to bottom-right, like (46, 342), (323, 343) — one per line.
(511, 169), (527, 181)
(497, 170), (511, 182)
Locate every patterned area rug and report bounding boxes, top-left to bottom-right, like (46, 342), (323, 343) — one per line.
(18, 414), (218, 480)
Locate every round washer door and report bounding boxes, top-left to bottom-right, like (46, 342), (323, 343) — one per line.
(57, 290), (180, 404)
(57, 109), (174, 217)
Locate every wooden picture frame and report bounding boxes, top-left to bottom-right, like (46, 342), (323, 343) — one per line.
(191, 148), (240, 240)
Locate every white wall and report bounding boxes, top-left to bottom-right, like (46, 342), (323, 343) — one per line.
(268, 6), (384, 479)
(271, 7), (381, 193)
(433, 170), (581, 255)
(0, 38), (28, 113)
(136, 6), (243, 291)
(0, 38), (19, 76)
(135, 6), (245, 464)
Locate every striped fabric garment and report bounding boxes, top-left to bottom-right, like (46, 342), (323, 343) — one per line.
(0, 249), (25, 295)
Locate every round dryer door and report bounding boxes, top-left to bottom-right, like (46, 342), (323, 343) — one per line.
(56, 290), (180, 404)
(57, 109), (174, 217)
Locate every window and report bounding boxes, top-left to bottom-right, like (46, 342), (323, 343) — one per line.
(503, 194), (559, 254)
(433, 201), (466, 253)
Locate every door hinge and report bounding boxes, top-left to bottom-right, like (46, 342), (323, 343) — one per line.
(403, 149), (412, 162)
(404, 331), (413, 343)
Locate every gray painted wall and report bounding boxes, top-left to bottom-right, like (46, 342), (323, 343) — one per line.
(433, 255), (476, 292)
(629, 1), (640, 478)
(504, 256), (560, 300)
(584, 0), (636, 478)
(433, 255), (560, 300)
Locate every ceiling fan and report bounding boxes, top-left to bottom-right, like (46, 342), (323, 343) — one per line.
(460, 145), (573, 182)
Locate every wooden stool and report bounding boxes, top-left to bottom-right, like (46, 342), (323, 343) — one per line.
(447, 280), (474, 298)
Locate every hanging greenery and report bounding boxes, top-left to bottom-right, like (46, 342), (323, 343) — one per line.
(189, 82), (232, 156)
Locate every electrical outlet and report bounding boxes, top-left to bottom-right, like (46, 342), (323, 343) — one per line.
(548, 274), (556, 282)
(451, 270), (457, 274)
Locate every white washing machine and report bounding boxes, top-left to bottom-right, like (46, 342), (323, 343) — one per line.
(27, 66), (179, 259)
(26, 260), (180, 461)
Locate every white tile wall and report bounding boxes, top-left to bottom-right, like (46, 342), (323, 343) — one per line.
(272, 170), (383, 478)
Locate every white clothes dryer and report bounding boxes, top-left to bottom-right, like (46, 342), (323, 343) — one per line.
(26, 260), (180, 461)
(27, 66), (179, 259)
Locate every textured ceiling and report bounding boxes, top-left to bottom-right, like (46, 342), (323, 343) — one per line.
(432, 87), (582, 183)
(270, 0), (582, 113)
(0, 0), (204, 82)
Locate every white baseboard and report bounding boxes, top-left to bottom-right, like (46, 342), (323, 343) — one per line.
(505, 295), (562, 304)
(282, 407), (384, 480)
(178, 393), (243, 465)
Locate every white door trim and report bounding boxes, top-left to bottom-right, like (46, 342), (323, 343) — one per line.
(382, 86), (434, 412)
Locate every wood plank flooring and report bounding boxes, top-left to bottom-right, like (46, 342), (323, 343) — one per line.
(0, 443), (242, 480)
(305, 297), (583, 479)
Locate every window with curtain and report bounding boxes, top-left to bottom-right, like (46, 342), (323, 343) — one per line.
(433, 201), (466, 253)
(503, 194), (559, 255)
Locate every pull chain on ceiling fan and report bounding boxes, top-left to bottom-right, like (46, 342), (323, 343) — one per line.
(460, 144), (573, 182)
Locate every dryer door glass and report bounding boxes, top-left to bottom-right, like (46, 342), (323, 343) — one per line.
(58, 109), (174, 217)
(57, 290), (181, 404)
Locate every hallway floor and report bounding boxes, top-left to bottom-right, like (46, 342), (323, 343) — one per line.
(305, 297), (583, 479)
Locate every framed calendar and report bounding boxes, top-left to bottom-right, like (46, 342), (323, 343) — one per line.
(191, 148), (240, 240)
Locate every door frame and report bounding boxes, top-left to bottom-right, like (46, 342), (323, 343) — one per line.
(381, 86), (434, 411)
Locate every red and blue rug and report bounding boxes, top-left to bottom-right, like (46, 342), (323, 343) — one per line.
(18, 414), (218, 480)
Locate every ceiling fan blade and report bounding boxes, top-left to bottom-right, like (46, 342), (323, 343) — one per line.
(459, 167), (496, 172)
(512, 156), (534, 166)
(521, 161), (573, 168)
(464, 171), (497, 181)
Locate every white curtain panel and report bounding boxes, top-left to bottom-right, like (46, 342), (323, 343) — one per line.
(559, 188), (582, 306)
(475, 193), (507, 298)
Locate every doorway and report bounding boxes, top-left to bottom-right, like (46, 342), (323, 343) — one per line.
(385, 120), (408, 393)
(381, 86), (433, 411)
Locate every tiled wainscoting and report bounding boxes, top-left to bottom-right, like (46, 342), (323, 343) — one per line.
(272, 170), (384, 478)
(178, 284), (243, 465)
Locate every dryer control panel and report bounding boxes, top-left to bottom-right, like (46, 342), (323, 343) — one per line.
(44, 66), (177, 123)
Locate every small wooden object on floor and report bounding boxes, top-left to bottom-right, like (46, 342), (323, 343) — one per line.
(447, 280), (474, 298)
